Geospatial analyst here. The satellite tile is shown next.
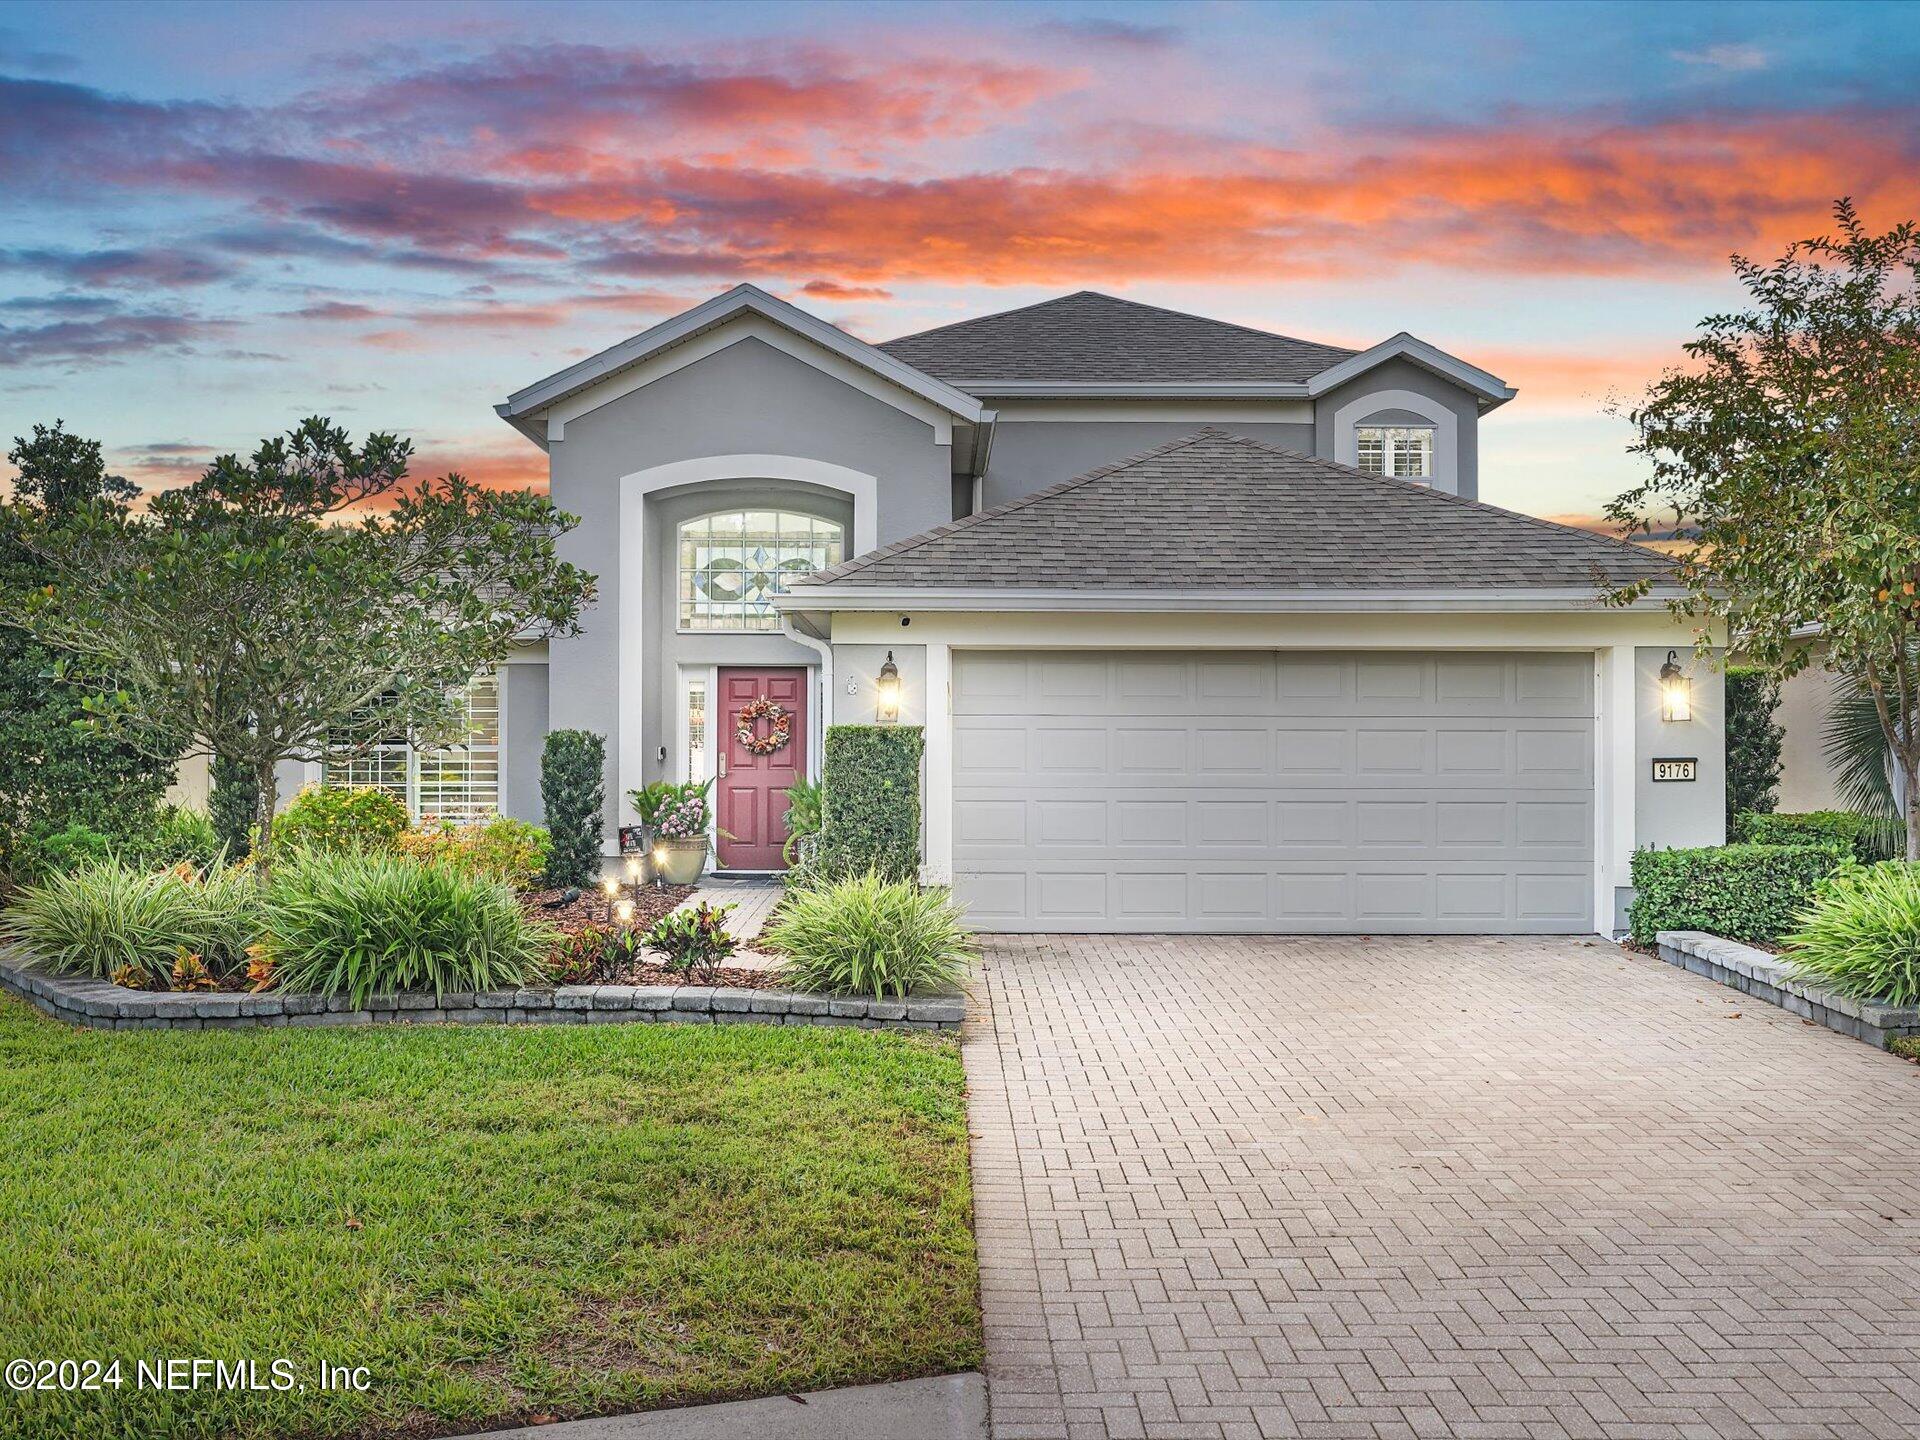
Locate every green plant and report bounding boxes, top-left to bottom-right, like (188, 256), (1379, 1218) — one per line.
(207, 753), (259, 861)
(1785, 862), (1920, 1005)
(10, 416), (595, 873)
(1, 860), (262, 984)
(653, 778), (713, 841)
(768, 871), (974, 1000)
(1627, 842), (1849, 946)
(271, 783), (410, 854)
(626, 781), (677, 829)
(1822, 665), (1908, 824)
(262, 850), (552, 1004)
(815, 725), (923, 883)
(780, 776), (824, 866)
(541, 729), (605, 886)
(395, 816), (551, 889)
(643, 901), (736, 982)
(1725, 665), (1783, 826)
(1892, 1034), (1920, 1062)
(1734, 810), (1902, 863)
(21, 821), (114, 877)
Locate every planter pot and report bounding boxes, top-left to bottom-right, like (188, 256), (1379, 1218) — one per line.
(656, 836), (709, 886)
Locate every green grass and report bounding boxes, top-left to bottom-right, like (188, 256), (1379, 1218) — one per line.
(1892, 1034), (1920, 1062)
(0, 998), (980, 1440)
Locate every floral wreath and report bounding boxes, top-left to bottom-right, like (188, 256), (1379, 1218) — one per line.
(735, 696), (793, 756)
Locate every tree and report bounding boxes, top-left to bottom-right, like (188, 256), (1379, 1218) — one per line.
(13, 417), (597, 872)
(1604, 200), (1920, 859)
(0, 423), (172, 881)
(1725, 666), (1784, 826)
(540, 730), (606, 887)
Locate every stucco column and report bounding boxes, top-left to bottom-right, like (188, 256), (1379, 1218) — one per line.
(922, 641), (953, 886)
(1595, 644), (1638, 933)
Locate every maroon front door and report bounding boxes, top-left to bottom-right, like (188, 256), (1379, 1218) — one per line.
(716, 668), (807, 871)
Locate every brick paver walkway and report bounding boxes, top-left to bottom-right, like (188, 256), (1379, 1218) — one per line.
(964, 934), (1920, 1440)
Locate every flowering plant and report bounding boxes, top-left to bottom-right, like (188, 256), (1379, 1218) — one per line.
(652, 778), (713, 841)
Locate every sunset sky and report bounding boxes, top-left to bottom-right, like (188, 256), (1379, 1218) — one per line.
(2, 0), (1917, 527)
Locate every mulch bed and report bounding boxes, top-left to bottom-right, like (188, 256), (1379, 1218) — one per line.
(522, 882), (693, 937)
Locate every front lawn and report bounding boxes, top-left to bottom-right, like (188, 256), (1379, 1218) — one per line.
(0, 999), (979, 1440)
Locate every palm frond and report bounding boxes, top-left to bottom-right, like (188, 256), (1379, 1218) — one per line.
(1822, 671), (1901, 819)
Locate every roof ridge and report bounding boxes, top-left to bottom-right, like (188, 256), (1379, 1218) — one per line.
(879, 291), (1355, 357)
(793, 429), (1226, 587)
(1206, 428), (1667, 564)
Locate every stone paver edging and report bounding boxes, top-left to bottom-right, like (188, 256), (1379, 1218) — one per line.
(1656, 928), (1920, 1048)
(0, 950), (963, 1034)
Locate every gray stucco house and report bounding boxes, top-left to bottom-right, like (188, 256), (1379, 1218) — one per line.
(393, 284), (1723, 934)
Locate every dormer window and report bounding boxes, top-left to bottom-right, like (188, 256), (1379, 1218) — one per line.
(1355, 426), (1433, 481)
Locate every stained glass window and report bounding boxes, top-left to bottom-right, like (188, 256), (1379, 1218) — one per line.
(678, 510), (843, 631)
(686, 676), (708, 783)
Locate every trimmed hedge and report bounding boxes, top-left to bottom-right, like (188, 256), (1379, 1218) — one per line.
(1733, 809), (1901, 863)
(815, 725), (923, 883)
(1627, 842), (1849, 946)
(540, 729), (605, 887)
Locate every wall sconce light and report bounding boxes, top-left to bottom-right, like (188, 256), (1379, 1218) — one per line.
(1658, 649), (1692, 722)
(876, 650), (901, 724)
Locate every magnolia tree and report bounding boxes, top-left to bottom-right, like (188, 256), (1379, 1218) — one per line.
(1604, 201), (1920, 858)
(16, 417), (597, 870)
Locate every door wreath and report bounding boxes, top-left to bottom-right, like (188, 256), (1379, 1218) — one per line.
(735, 696), (793, 756)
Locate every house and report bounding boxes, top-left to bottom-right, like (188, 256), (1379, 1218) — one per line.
(477, 283), (1726, 934)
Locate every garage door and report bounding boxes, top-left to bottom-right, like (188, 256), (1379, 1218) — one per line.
(951, 650), (1594, 933)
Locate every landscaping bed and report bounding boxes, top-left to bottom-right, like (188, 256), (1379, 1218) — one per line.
(0, 994), (982, 1440)
(523, 882), (692, 939)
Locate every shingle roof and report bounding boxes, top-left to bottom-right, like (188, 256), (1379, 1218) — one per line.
(790, 429), (1676, 594)
(877, 291), (1358, 385)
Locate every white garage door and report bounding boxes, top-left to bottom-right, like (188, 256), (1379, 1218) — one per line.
(951, 650), (1594, 933)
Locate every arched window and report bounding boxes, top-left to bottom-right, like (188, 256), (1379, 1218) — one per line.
(677, 509), (844, 631)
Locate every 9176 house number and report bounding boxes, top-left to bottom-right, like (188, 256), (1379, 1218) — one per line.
(1651, 757), (1698, 782)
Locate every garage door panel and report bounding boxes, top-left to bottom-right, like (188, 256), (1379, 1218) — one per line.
(951, 651), (1594, 933)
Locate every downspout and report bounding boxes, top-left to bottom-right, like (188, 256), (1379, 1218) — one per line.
(780, 611), (833, 781)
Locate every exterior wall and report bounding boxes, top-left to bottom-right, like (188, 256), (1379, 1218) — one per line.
(164, 752), (211, 812)
(542, 331), (953, 851)
(979, 402), (1313, 510)
(831, 642), (928, 726)
(1776, 658), (1848, 812)
(826, 606), (1722, 936)
(501, 656), (549, 823)
(1313, 356), (1481, 499)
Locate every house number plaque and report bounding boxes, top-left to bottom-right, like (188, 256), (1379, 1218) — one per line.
(1650, 757), (1698, 782)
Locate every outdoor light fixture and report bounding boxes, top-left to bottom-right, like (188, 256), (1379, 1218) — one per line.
(613, 899), (634, 927)
(876, 650), (901, 723)
(1658, 650), (1693, 723)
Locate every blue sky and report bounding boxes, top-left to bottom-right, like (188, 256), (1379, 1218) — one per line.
(3, 0), (1917, 522)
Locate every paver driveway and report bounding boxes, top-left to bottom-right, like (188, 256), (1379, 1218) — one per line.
(963, 935), (1920, 1440)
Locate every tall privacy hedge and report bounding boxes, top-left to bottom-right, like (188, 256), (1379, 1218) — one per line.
(1733, 809), (1902, 863)
(1627, 842), (1848, 946)
(816, 725), (923, 883)
(540, 729), (605, 887)
(1724, 665), (1783, 827)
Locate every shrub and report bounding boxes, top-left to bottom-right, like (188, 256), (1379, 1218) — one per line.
(643, 901), (736, 982)
(1733, 809), (1901, 863)
(780, 776), (823, 867)
(208, 753), (259, 861)
(2, 860), (262, 984)
(1785, 862), (1920, 1005)
(541, 730), (605, 887)
(132, 805), (223, 871)
(271, 784), (409, 854)
(1725, 665), (1783, 826)
(262, 850), (552, 1005)
(1627, 842), (1849, 946)
(21, 821), (114, 877)
(815, 725), (922, 883)
(768, 871), (973, 1000)
(395, 817), (551, 889)
(15, 804), (222, 881)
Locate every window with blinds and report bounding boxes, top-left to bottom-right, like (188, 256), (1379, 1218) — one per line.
(1354, 425), (1434, 480)
(325, 671), (501, 823)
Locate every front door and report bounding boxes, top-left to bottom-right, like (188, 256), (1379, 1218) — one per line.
(716, 667), (807, 871)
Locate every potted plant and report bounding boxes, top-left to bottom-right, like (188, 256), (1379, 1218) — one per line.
(651, 778), (716, 885)
(624, 780), (679, 883)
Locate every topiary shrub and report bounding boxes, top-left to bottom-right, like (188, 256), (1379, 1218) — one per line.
(2, 859), (262, 984)
(815, 725), (922, 883)
(1628, 842), (1850, 946)
(1733, 809), (1901, 863)
(262, 850), (552, 1004)
(395, 817), (551, 890)
(271, 784), (409, 854)
(1725, 665), (1783, 827)
(541, 729), (605, 887)
(768, 870), (973, 1000)
(1785, 861), (1920, 1006)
